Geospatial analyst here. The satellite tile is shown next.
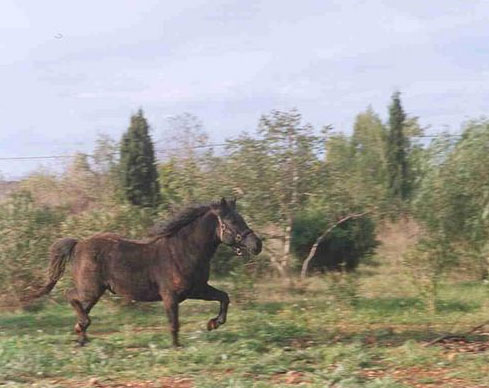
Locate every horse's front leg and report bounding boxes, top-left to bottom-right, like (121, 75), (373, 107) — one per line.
(161, 291), (180, 347)
(189, 284), (230, 331)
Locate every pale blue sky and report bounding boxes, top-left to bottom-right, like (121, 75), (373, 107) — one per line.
(1, 0), (488, 178)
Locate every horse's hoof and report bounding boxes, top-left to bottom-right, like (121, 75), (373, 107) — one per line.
(75, 337), (89, 347)
(207, 318), (219, 331)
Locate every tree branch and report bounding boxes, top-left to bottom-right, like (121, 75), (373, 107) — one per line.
(423, 319), (489, 347)
(300, 211), (370, 280)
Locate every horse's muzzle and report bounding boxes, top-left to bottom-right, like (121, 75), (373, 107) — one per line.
(245, 233), (262, 256)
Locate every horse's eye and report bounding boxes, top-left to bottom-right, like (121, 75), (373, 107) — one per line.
(221, 223), (226, 230)
(235, 234), (242, 242)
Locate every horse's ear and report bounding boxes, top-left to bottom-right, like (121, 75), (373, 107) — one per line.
(220, 197), (228, 208)
(229, 197), (237, 209)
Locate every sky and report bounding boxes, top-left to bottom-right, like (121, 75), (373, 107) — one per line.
(1, 0), (488, 178)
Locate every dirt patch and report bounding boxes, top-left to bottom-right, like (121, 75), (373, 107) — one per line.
(47, 377), (193, 388)
(271, 371), (310, 385)
(432, 335), (489, 354)
(362, 367), (486, 388)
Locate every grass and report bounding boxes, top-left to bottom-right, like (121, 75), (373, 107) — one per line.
(1, 274), (488, 388)
(1, 220), (488, 387)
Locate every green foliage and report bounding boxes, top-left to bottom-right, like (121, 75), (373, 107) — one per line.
(292, 212), (377, 271)
(352, 108), (386, 175)
(0, 191), (66, 305)
(403, 236), (457, 313)
(414, 119), (489, 277)
(228, 261), (257, 304)
(157, 113), (229, 208)
(386, 91), (411, 203)
(120, 109), (161, 208)
(59, 202), (156, 240)
(226, 109), (322, 226)
(351, 108), (389, 209)
(256, 109), (322, 219)
(324, 272), (361, 307)
(92, 133), (119, 174)
(1, 278), (488, 387)
(322, 131), (382, 214)
(158, 156), (223, 207)
(224, 109), (324, 278)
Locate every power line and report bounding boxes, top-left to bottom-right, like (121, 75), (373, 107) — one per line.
(414, 135), (462, 138)
(0, 143), (229, 162)
(0, 134), (465, 162)
(0, 155), (74, 161)
(157, 143), (227, 151)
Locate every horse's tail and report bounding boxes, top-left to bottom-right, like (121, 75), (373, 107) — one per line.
(24, 238), (78, 301)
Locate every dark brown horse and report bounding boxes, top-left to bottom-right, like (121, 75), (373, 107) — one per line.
(29, 198), (262, 346)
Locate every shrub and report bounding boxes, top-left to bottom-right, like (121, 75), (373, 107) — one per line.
(292, 212), (378, 272)
(0, 191), (66, 306)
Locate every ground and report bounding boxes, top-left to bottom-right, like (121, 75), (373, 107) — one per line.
(1, 270), (488, 388)
(1, 222), (489, 387)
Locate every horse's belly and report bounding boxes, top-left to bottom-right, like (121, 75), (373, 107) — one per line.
(112, 284), (161, 302)
(131, 292), (162, 302)
(109, 274), (161, 302)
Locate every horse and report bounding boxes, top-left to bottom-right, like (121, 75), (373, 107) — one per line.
(27, 198), (262, 347)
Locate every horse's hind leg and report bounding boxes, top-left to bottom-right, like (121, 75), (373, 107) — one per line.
(66, 288), (104, 346)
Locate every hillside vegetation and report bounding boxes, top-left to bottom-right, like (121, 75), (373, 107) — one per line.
(1, 95), (488, 387)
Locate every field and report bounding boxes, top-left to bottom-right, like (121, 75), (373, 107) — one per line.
(1, 262), (489, 388)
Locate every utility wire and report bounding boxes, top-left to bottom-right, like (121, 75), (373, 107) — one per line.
(0, 134), (464, 162)
(0, 143), (229, 162)
(0, 155), (74, 161)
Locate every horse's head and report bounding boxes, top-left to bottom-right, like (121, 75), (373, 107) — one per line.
(212, 197), (262, 256)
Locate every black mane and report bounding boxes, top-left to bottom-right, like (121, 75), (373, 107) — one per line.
(149, 203), (215, 237)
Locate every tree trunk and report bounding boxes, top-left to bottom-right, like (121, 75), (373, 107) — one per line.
(263, 225), (293, 287)
(281, 218), (293, 274)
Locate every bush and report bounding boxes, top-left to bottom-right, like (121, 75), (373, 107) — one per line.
(292, 212), (378, 272)
(403, 235), (457, 313)
(60, 202), (156, 240)
(0, 191), (66, 306)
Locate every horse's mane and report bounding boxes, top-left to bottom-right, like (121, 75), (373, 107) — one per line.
(149, 202), (217, 237)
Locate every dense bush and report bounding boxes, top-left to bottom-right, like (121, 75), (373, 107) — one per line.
(0, 191), (66, 306)
(0, 186), (162, 307)
(291, 212), (378, 272)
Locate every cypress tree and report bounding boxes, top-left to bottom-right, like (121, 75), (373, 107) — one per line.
(119, 109), (161, 207)
(386, 91), (410, 201)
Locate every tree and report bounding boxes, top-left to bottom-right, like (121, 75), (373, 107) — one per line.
(225, 109), (322, 280)
(119, 109), (161, 208)
(352, 107), (387, 192)
(62, 153), (98, 213)
(93, 134), (118, 174)
(414, 119), (489, 278)
(157, 113), (217, 206)
(386, 91), (411, 203)
(162, 113), (209, 159)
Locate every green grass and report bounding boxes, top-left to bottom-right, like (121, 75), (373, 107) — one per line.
(1, 277), (488, 387)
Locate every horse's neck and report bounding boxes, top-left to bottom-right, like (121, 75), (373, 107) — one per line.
(180, 212), (220, 266)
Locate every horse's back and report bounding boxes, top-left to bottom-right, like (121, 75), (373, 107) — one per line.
(87, 232), (151, 245)
(72, 232), (163, 301)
